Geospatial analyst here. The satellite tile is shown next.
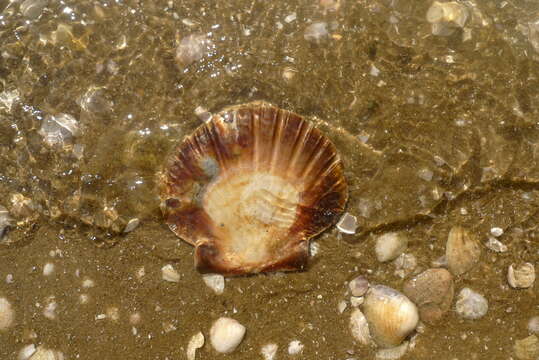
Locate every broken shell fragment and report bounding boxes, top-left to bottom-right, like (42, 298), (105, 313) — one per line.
(336, 212), (358, 234)
(160, 101), (348, 275)
(187, 332), (205, 360)
(350, 308), (372, 345)
(508, 263), (536, 289)
(29, 346), (64, 360)
(403, 268), (454, 324)
(375, 232), (408, 262)
(210, 317), (246, 354)
(445, 226), (481, 276)
(361, 285), (419, 348)
(0, 297), (15, 330)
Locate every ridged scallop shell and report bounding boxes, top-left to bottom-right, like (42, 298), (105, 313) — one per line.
(362, 285), (419, 348)
(160, 101), (347, 275)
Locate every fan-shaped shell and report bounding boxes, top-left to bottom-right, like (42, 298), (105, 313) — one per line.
(160, 101), (347, 275)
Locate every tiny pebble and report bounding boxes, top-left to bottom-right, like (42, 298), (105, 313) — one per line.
(123, 218), (140, 233)
(485, 237), (507, 252)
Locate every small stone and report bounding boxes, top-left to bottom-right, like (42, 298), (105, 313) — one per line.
(337, 213), (358, 234)
(514, 335), (539, 360)
(485, 237), (507, 252)
(417, 168), (433, 182)
(288, 340), (304, 355)
(426, 1), (469, 36)
(349, 308), (371, 345)
(194, 106), (212, 123)
(376, 342), (409, 360)
(528, 316), (539, 334)
(202, 273), (225, 295)
(375, 232), (408, 262)
(508, 263), (535, 289)
(455, 287), (488, 320)
(304, 22), (329, 43)
(82, 278), (95, 288)
(261, 343), (278, 360)
(348, 276), (369, 297)
(187, 332), (204, 360)
(0, 297), (15, 330)
(446, 226), (481, 276)
(490, 227), (504, 237)
(403, 268), (454, 324)
(210, 317), (246, 354)
(161, 264), (180, 283)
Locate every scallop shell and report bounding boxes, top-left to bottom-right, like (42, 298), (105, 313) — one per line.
(361, 285), (419, 348)
(160, 101), (347, 275)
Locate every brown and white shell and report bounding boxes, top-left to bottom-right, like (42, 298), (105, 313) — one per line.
(160, 101), (348, 275)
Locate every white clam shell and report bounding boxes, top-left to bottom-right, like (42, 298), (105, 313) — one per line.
(210, 317), (246, 354)
(361, 285), (419, 348)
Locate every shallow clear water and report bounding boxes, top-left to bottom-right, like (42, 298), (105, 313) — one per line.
(1, 0), (539, 359)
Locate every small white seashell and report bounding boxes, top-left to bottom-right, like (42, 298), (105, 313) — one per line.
(43, 263), (55, 277)
(490, 227), (503, 237)
(485, 237), (507, 253)
(288, 340), (304, 355)
(375, 232), (408, 262)
(161, 264), (180, 283)
(337, 213), (358, 234)
(123, 218), (140, 233)
(349, 308), (372, 345)
(18, 344), (36, 360)
(0, 297), (15, 330)
(187, 331), (205, 360)
(508, 263), (536, 289)
(202, 274), (225, 295)
(446, 226), (481, 276)
(455, 287), (488, 320)
(29, 346), (64, 360)
(210, 317), (246, 353)
(361, 285), (418, 348)
(528, 316), (539, 334)
(261, 343), (278, 360)
(375, 341), (409, 360)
